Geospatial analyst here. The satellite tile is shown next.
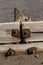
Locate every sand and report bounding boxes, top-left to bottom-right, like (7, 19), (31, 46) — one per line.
(0, 0), (43, 65)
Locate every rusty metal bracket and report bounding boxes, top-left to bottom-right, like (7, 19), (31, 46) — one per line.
(12, 22), (31, 43)
(19, 22), (26, 43)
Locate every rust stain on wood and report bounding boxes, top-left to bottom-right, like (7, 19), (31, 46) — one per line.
(5, 30), (11, 34)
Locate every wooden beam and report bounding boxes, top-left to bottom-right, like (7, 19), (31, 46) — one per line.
(0, 43), (43, 55)
(0, 21), (43, 55)
(0, 22), (19, 30)
(0, 21), (43, 43)
(22, 21), (43, 32)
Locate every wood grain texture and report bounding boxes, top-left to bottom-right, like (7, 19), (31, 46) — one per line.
(0, 21), (43, 43)
(0, 22), (43, 55)
(0, 43), (43, 54)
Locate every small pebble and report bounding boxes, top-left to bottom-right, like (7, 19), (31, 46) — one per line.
(41, 62), (43, 64)
(35, 54), (39, 59)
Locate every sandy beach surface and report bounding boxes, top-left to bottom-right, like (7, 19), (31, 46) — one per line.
(0, 0), (43, 65)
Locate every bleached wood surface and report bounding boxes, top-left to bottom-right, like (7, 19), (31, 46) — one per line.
(0, 43), (43, 54)
(0, 21), (43, 54)
(0, 21), (43, 31)
(0, 21), (43, 43)
(22, 21), (43, 32)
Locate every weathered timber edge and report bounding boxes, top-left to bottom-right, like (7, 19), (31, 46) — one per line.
(0, 43), (43, 55)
